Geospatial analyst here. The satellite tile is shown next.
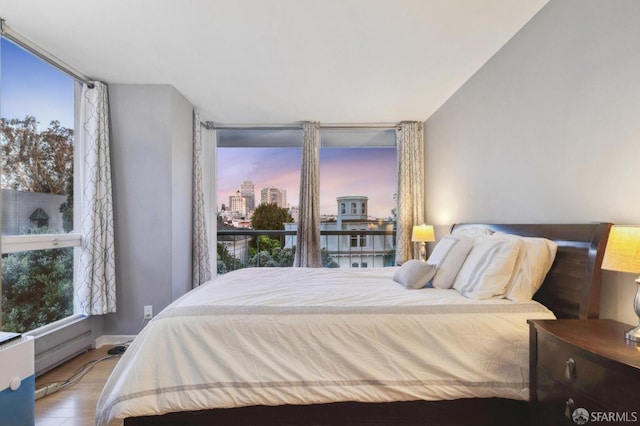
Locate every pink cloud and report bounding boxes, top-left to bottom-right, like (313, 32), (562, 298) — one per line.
(218, 147), (396, 219)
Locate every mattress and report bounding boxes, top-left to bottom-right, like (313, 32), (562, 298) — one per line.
(96, 267), (555, 426)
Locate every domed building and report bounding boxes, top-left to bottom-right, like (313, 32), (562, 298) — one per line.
(284, 196), (396, 268)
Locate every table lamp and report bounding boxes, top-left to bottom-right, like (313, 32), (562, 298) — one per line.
(601, 225), (640, 342)
(411, 224), (435, 262)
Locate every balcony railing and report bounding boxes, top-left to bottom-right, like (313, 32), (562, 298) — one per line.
(216, 229), (396, 273)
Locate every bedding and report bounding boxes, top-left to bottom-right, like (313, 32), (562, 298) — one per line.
(96, 266), (556, 426)
(451, 225), (494, 240)
(452, 234), (523, 299)
(503, 235), (558, 302)
(392, 259), (437, 289)
(425, 234), (474, 289)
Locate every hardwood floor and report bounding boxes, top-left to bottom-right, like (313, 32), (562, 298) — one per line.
(35, 346), (121, 426)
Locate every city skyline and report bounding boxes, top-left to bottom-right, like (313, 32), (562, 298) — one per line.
(217, 147), (397, 219)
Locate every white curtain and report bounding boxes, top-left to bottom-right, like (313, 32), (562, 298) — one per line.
(395, 121), (425, 264)
(201, 125), (217, 277)
(76, 82), (116, 315)
(294, 121), (322, 267)
(192, 111), (212, 287)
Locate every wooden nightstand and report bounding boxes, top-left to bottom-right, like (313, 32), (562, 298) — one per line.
(528, 319), (640, 425)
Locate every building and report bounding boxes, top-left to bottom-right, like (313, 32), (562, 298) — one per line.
(231, 218), (251, 229)
(228, 190), (247, 217)
(1, 189), (67, 235)
(240, 180), (255, 213)
(260, 187), (286, 208)
(284, 196), (395, 268)
(216, 217), (251, 273)
(288, 206), (299, 223)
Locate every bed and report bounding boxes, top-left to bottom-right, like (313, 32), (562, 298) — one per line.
(97, 223), (611, 426)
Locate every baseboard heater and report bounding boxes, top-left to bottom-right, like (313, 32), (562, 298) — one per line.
(29, 315), (94, 376)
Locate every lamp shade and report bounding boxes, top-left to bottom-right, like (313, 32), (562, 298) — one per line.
(602, 226), (640, 274)
(411, 224), (435, 242)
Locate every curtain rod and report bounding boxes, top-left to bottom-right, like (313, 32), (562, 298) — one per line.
(205, 122), (399, 130)
(0, 19), (94, 88)
(207, 123), (303, 130)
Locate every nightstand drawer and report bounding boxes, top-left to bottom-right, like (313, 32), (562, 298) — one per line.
(537, 392), (609, 426)
(536, 328), (639, 410)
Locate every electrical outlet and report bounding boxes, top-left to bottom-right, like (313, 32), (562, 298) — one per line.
(143, 305), (153, 319)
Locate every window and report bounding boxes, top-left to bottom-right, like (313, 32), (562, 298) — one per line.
(215, 129), (302, 271)
(320, 130), (396, 269)
(319, 129), (397, 222)
(216, 129), (302, 218)
(211, 126), (398, 271)
(0, 37), (81, 332)
(350, 229), (367, 248)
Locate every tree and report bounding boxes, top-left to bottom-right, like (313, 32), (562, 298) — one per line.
(248, 236), (295, 267)
(217, 243), (244, 274)
(1, 228), (74, 332)
(250, 203), (293, 249)
(248, 246), (295, 268)
(250, 203), (293, 230)
(0, 116), (75, 332)
(321, 248), (339, 268)
(0, 116), (74, 195)
(247, 243), (338, 269)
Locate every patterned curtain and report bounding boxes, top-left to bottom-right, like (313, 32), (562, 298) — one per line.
(201, 124), (217, 277)
(192, 111), (212, 287)
(395, 121), (425, 264)
(76, 82), (116, 315)
(294, 121), (322, 267)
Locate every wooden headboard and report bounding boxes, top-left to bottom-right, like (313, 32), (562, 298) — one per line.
(450, 223), (612, 320)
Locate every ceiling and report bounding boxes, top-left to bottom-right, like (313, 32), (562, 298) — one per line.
(0, 0), (548, 124)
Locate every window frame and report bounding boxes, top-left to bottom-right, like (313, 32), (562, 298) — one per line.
(208, 125), (397, 272)
(2, 233), (81, 253)
(1, 40), (83, 332)
(349, 227), (368, 248)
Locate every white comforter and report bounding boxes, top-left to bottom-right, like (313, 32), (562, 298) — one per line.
(96, 267), (555, 426)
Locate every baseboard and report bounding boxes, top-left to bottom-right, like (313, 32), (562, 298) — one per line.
(28, 315), (94, 376)
(95, 335), (137, 348)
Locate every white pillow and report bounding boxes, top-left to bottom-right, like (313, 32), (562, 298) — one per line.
(453, 234), (523, 299)
(452, 226), (494, 241)
(426, 234), (474, 289)
(393, 260), (437, 289)
(504, 235), (558, 302)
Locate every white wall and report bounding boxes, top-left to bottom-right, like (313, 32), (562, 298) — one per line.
(425, 0), (640, 325)
(106, 84), (193, 335)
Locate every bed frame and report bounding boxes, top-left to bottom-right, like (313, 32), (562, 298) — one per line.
(124, 223), (612, 426)
(452, 223), (611, 320)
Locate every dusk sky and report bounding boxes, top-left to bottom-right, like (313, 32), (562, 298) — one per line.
(217, 146), (397, 219)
